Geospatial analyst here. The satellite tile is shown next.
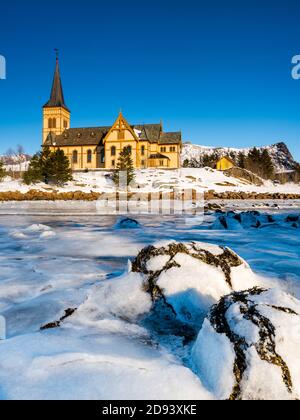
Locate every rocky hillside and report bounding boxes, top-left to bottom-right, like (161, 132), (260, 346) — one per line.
(182, 142), (298, 173)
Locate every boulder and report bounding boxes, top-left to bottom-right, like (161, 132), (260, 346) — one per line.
(192, 287), (300, 400)
(132, 242), (260, 325)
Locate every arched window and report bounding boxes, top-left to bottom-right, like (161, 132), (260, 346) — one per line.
(52, 118), (56, 129)
(72, 150), (78, 164)
(141, 145), (145, 156)
(48, 118), (53, 129)
(111, 146), (116, 156)
(87, 149), (92, 163)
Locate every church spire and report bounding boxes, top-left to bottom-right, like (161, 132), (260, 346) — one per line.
(44, 50), (70, 112)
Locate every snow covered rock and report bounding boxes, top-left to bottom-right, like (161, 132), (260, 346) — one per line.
(192, 287), (300, 400)
(131, 242), (260, 325)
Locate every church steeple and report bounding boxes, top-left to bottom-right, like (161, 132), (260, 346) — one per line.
(44, 51), (69, 112)
(42, 51), (71, 144)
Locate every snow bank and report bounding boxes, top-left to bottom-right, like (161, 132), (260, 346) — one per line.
(1, 168), (300, 195)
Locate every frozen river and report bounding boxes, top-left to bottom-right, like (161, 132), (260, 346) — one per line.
(0, 210), (299, 399)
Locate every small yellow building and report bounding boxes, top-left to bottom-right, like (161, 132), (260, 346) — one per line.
(43, 57), (182, 170)
(216, 156), (235, 171)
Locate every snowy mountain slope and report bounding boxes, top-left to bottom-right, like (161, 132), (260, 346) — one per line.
(181, 142), (298, 173)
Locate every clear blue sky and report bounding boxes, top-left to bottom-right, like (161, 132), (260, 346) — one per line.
(0, 0), (299, 160)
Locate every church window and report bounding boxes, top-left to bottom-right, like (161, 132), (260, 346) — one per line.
(87, 149), (92, 163)
(48, 118), (53, 129)
(111, 146), (116, 156)
(112, 160), (115, 167)
(159, 160), (164, 166)
(72, 150), (78, 164)
(64, 120), (68, 128)
(52, 118), (56, 129)
(170, 146), (176, 152)
(141, 146), (145, 156)
(160, 147), (166, 153)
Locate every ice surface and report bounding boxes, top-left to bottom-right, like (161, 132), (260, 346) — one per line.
(0, 211), (299, 400)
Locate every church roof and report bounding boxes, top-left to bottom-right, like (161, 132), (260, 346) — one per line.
(43, 58), (70, 112)
(45, 124), (182, 147)
(45, 127), (110, 147)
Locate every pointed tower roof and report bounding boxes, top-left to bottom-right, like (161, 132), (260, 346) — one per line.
(44, 52), (70, 112)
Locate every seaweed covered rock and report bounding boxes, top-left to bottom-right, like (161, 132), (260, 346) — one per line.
(132, 242), (260, 325)
(192, 287), (300, 400)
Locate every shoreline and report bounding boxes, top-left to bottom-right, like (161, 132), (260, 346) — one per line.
(0, 199), (299, 216)
(0, 190), (300, 202)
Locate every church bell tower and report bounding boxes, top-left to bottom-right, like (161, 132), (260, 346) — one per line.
(42, 51), (71, 144)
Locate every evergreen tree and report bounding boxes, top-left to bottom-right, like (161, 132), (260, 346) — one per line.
(246, 147), (262, 176)
(261, 149), (275, 180)
(49, 149), (73, 186)
(23, 153), (43, 185)
(23, 147), (72, 186)
(237, 151), (246, 169)
(113, 147), (135, 187)
(183, 159), (190, 168)
(0, 160), (6, 182)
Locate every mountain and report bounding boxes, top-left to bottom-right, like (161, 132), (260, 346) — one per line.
(181, 142), (298, 173)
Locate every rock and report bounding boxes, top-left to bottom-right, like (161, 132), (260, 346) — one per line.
(211, 211), (297, 230)
(192, 288), (300, 400)
(223, 167), (265, 186)
(132, 242), (260, 326)
(115, 218), (141, 229)
(286, 215), (299, 223)
(40, 308), (77, 330)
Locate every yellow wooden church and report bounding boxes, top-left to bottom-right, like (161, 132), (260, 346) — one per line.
(43, 57), (182, 170)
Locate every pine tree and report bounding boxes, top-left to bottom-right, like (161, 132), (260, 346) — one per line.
(246, 147), (262, 176)
(50, 149), (73, 186)
(0, 160), (6, 182)
(237, 152), (246, 169)
(113, 147), (135, 187)
(183, 159), (190, 168)
(23, 153), (43, 185)
(261, 149), (275, 180)
(23, 147), (72, 186)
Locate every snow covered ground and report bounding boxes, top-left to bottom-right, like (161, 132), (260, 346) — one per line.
(0, 168), (300, 195)
(0, 210), (299, 400)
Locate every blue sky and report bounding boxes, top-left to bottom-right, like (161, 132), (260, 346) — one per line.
(0, 0), (299, 160)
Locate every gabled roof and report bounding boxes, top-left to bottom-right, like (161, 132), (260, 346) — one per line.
(217, 156), (236, 165)
(133, 124), (161, 143)
(43, 58), (70, 112)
